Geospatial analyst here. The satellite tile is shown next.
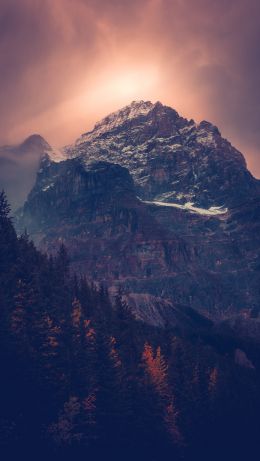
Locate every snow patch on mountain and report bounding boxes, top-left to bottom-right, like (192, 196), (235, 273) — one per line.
(142, 199), (228, 216)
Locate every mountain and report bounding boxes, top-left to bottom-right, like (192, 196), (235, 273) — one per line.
(65, 100), (259, 209)
(0, 134), (52, 210)
(16, 100), (260, 324)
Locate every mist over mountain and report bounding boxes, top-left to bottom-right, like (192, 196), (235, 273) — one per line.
(0, 135), (53, 210)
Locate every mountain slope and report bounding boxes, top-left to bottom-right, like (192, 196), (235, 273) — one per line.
(17, 151), (260, 323)
(17, 157), (199, 324)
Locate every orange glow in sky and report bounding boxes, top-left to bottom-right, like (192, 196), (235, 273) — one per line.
(0, 0), (259, 177)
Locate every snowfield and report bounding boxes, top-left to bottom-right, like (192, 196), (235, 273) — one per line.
(142, 199), (228, 216)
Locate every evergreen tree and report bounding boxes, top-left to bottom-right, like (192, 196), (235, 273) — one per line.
(0, 190), (11, 219)
(141, 343), (181, 446)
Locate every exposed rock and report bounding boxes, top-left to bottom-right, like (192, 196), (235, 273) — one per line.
(64, 100), (259, 209)
(16, 151), (260, 323)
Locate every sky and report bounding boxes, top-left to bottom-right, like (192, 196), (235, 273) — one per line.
(0, 0), (260, 177)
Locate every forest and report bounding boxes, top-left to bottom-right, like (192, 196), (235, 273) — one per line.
(0, 189), (259, 461)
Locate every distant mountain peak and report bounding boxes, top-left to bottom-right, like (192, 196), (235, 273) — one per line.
(20, 134), (51, 152)
(20, 134), (66, 163)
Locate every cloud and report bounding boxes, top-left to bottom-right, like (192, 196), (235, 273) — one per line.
(0, 135), (49, 210)
(0, 0), (259, 176)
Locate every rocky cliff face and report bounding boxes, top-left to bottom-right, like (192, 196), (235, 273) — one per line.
(15, 101), (260, 325)
(18, 158), (197, 323)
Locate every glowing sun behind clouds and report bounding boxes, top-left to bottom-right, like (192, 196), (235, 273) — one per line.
(86, 65), (160, 112)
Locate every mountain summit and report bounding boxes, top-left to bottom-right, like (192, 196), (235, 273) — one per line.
(64, 100), (259, 209)
(79, 100), (157, 142)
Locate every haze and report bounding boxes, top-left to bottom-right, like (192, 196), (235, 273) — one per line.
(0, 0), (259, 177)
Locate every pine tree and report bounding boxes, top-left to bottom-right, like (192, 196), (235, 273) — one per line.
(208, 366), (218, 396)
(113, 291), (137, 371)
(0, 190), (11, 220)
(71, 298), (93, 396)
(0, 190), (17, 298)
(37, 311), (65, 393)
(11, 278), (36, 357)
(56, 244), (70, 284)
(52, 243), (71, 324)
(11, 279), (28, 338)
(142, 342), (181, 444)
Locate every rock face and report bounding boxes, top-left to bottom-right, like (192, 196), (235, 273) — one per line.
(18, 158), (198, 324)
(16, 101), (260, 325)
(65, 101), (259, 208)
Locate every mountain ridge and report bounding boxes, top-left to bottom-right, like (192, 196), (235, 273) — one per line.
(62, 100), (259, 209)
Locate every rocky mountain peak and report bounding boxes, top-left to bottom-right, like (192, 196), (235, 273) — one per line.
(76, 100), (156, 145)
(20, 134), (51, 152)
(94, 100), (155, 127)
(64, 100), (258, 208)
(75, 100), (185, 146)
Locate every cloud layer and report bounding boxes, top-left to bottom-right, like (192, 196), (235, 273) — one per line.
(0, 0), (259, 176)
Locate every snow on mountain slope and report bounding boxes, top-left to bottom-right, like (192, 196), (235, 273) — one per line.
(62, 101), (259, 209)
(78, 100), (155, 143)
(142, 200), (228, 216)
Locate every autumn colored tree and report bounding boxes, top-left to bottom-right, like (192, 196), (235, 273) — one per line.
(48, 393), (97, 450)
(142, 343), (181, 444)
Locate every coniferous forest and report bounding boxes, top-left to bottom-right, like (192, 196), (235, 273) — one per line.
(0, 189), (259, 461)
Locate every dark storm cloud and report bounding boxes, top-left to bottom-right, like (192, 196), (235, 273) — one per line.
(0, 0), (259, 176)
